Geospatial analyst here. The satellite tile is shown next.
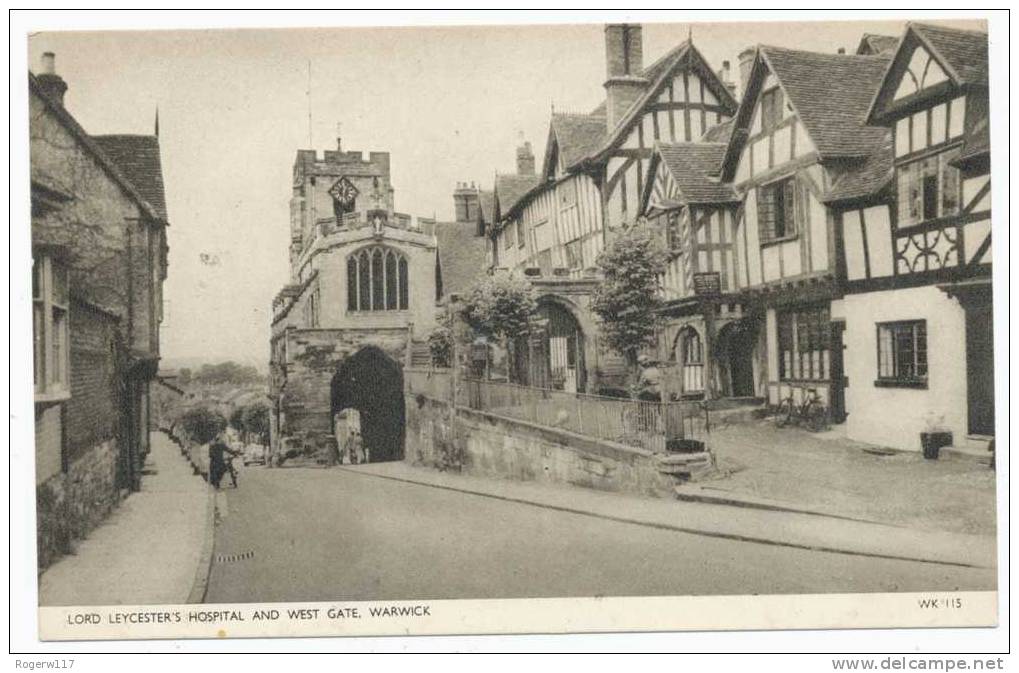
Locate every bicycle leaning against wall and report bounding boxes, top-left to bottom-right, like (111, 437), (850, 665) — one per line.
(775, 387), (829, 432)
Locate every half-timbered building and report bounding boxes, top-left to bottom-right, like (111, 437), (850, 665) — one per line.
(487, 24), (738, 393)
(688, 44), (896, 422)
(830, 23), (992, 451)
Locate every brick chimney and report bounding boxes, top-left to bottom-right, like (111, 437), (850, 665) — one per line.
(36, 52), (68, 106)
(453, 181), (480, 223)
(516, 140), (535, 176)
(718, 60), (737, 101)
(738, 47), (757, 100)
(603, 24), (648, 131)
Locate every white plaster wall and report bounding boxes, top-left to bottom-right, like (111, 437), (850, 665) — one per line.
(843, 285), (968, 451)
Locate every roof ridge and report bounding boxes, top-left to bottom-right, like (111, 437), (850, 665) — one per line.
(909, 21), (988, 36)
(760, 43), (890, 59)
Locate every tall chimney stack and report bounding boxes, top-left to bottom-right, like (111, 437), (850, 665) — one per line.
(516, 140), (535, 176)
(737, 47), (757, 100)
(603, 24), (648, 131)
(36, 52), (68, 106)
(718, 60), (737, 100)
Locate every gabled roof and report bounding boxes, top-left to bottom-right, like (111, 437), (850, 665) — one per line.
(546, 113), (607, 175)
(910, 22), (988, 86)
(586, 39), (702, 119)
(823, 134), (894, 205)
(29, 73), (165, 224)
(721, 46), (891, 179)
(92, 135), (169, 220)
(434, 221), (487, 297)
(866, 23), (988, 123)
(576, 40), (739, 170)
(651, 142), (739, 207)
(493, 173), (540, 222)
(760, 46), (892, 157)
(700, 117), (735, 145)
(856, 34), (899, 55)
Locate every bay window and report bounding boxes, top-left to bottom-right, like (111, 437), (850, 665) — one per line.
(896, 147), (961, 227)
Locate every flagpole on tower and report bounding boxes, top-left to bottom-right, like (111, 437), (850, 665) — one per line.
(307, 59), (313, 148)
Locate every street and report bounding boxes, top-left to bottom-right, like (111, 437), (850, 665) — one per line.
(204, 464), (995, 604)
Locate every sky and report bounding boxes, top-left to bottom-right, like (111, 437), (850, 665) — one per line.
(27, 16), (985, 369)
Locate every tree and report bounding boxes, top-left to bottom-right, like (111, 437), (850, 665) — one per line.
(427, 326), (454, 368)
(228, 406), (247, 441)
(241, 401), (271, 446)
(177, 405), (227, 446)
(590, 223), (668, 376)
(459, 275), (536, 341)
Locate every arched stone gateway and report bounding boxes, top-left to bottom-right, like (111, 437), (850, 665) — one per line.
(716, 318), (758, 398)
(331, 346), (405, 462)
(538, 299), (586, 393)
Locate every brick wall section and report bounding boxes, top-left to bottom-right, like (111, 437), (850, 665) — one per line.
(405, 395), (674, 498)
(66, 299), (121, 463)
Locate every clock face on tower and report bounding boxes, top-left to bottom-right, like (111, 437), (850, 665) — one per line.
(329, 177), (359, 208)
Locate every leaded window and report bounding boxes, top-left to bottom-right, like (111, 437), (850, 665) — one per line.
(778, 305), (830, 381)
(877, 321), (928, 386)
(347, 246), (409, 311)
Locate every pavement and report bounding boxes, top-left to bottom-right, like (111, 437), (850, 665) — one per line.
(685, 421), (998, 537)
(345, 460), (996, 569)
(203, 463), (994, 604)
(38, 431), (213, 606)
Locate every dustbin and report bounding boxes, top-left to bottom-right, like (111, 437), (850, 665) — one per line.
(920, 431), (952, 460)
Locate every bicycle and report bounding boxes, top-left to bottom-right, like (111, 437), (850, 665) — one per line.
(776, 387), (828, 432)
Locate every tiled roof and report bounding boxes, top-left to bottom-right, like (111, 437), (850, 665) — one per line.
(657, 142), (738, 204)
(823, 134), (894, 204)
(477, 189), (495, 223)
(700, 117), (734, 144)
(957, 95), (990, 165)
(911, 22), (988, 86)
(29, 74), (164, 224)
(494, 173), (540, 219)
(550, 113), (607, 168)
(92, 134), (169, 220)
(760, 46), (892, 158)
(433, 221), (487, 297)
(856, 34), (899, 55)
(576, 41), (739, 169)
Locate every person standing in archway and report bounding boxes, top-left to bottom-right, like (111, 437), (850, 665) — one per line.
(346, 430), (362, 465)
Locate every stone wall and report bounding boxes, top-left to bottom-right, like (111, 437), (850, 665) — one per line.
(36, 438), (120, 571)
(273, 327), (408, 462)
(405, 395), (674, 498)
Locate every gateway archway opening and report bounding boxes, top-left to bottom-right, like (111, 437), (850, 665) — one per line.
(331, 346), (405, 463)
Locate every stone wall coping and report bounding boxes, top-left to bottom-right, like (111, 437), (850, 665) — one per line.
(409, 393), (657, 464)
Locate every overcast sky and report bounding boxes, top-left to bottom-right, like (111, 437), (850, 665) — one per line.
(27, 16), (984, 368)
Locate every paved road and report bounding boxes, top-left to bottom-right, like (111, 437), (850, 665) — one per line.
(204, 465), (995, 604)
